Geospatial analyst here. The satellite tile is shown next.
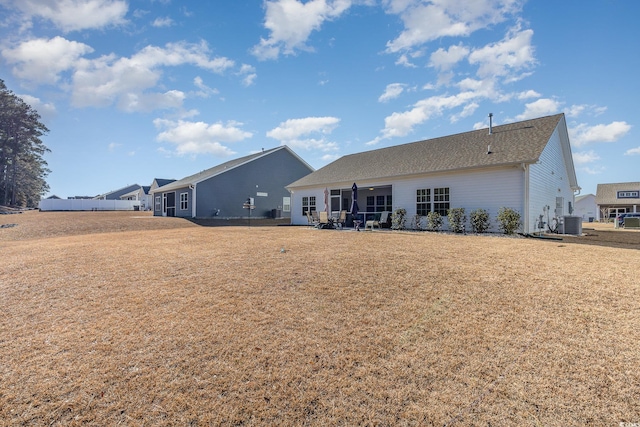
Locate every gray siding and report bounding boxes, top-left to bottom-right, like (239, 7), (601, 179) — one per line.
(195, 148), (312, 219)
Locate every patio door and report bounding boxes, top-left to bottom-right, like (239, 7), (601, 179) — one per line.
(163, 192), (176, 217)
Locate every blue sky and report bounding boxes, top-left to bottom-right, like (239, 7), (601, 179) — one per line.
(0, 0), (637, 198)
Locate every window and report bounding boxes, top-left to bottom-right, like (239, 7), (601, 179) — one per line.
(366, 196), (375, 212)
(618, 191), (639, 199)
(155, 196), (160, 211)
(283, 197), (291, 212)
(433, 187), (450, 216)
(302, 196), (316, 215)
(180, 192), (188, 210)
(416, 189), (430, 216)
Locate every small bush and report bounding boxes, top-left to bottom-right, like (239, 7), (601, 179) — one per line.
(470, 208), (491, 234)
(426, 211), (443, 231)
(447, 208), (466, 233)
(410, 214), (425, 230)
(497, 207), (521, 235)
(391, 208), (406, 230)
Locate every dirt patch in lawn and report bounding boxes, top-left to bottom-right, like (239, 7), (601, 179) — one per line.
(1, 211), (639, 426)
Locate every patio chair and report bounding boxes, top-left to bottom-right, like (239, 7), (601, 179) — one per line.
(335, 210), (347, 229)
(318, 211), (330, 228)
(365, 211), (390, 230)
(306, 211), (318, 227)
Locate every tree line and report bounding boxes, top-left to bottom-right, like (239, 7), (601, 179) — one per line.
(0, 79), (50, 208)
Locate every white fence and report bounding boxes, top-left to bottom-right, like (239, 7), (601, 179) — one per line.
(39, 199), (141, 211)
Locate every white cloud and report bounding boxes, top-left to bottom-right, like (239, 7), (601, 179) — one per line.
(395, 54), (417, 68)
(625, 147), (640, 156)
(153, 118), (252, 156)
(429, 43), (469, 71)
(515, 98), (562, 121)
(1, 0), (128, 32)
(570, 121), (632, 147)
(566, 104), (607, 118)
(378, 83), (406, 103)
(517, 90), (540, 99)
(267, 116), (341, 151)
(581, 166), (605, 175)
(450, 102), (478, 122)
(152, 17), (174, 27)
(118, 90), (186, 113)
(368, 91), (477, 144)
(384, 0), (523, 53)
(108, 142), (122, 151)
(193, 76), (219, 98)
(71, 41), (234, 110)
(572, 150), (600, 165)
(238, 64), (257, 87)
(468, 26), (535, 80)
(252, 0), (352, 60)
(1, 36), (93, 85)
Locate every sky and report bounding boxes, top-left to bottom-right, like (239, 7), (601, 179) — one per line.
(0, 0), (637, 198)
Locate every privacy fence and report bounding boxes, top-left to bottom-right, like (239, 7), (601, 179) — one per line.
(38, 199), (141, 211)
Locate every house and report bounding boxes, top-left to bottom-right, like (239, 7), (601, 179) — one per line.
(595, 182), (640, 220)
(93, 184), (142, 200)
(120, 186), (151, 210)
(574, 193), (597, 222)
(150, 146), (314, 219)
(287, 113), (580, 234)
(150, 178), (176, 193)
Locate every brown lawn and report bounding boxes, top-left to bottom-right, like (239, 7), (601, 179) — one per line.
(1, 211), (639, 426)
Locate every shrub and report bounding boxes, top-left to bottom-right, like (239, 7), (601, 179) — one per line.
(470, 208), (491, 234)
(497, 207), (521, 235)
(391, 208), (406, 230)
(426, 211), (443, 231)
(447, 208), (466, 233)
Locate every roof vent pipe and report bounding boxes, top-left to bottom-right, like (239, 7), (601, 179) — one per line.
(488, 113), (493, 135)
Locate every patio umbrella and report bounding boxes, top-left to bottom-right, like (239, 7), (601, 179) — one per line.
(324, 187), (329, 214)
(350, 183), (359, 216)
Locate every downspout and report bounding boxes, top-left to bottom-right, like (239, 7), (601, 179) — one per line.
(522, 163), (530, 234)
(189, 183), (196, 218)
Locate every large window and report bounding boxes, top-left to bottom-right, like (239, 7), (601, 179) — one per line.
(416, 189), (430, 216)
(180, 192), (188, 210)
(283, 197), (291, 212)
(367, 195), (392, 212)
(302, 196), (316, 215)
(155, 196), (161, 211)
(433, 187), (450, 216)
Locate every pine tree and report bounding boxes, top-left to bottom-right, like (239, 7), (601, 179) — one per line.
(0, 79), (50, 207)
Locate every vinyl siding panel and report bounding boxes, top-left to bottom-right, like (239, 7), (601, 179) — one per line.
(391, 167), (524, 231)
(195, 147), (312, 219)
(528, 125), (575, 232)
(291, 167), (524, 231)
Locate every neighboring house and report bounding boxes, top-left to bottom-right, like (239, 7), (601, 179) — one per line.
(574, 193), (597, 222)
(595, 182), (640, 220)
(46, 195), (61, 199)
(150, 178), (176, 193)
(120, 186), (151, 210)
(287, 113), (580, 234)
(93, 184), (142, 200)
(150, 146), (314, 219)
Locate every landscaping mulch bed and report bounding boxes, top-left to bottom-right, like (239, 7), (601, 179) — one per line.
(1, 211), (638, 426)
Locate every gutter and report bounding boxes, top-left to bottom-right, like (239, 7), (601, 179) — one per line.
(190, 183), (196, 218)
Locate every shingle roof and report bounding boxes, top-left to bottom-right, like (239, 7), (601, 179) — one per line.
(151, 146), (305, 193)
(596, 182), (640, 205)
(288, 114), (565, 188)
(153, 179), (176, 187)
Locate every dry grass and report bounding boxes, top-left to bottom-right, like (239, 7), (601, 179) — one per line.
(1, 211), (639, 426)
